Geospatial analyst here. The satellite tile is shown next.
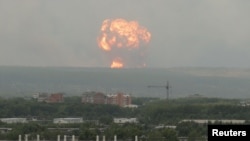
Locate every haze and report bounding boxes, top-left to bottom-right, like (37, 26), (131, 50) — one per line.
(0, 0), (250, 68)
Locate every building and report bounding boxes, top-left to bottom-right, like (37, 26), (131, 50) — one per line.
(123, 104), (138, 108)
(180, 119), (245, 124)
(239, 100), (250, 107)
(82, 92), (132, 107)
(0, 128), (12, 134)
(0, 118), (28, 124)
(107, 93), (132, 107)
(53, 118), (83, 124)
(33, 93), (49, 102)
(82, 92), (107, 104)
(46, 93), (64, 103)
(155, 124), (176, 129)
(113, 118), (138, 124)
(33, 92), (64, 103)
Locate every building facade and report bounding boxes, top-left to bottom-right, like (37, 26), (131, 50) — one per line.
(33, 93), (64, 103)
(47, 93), (64, 103)
(33, 93), (49, 102)
(0, 118), (28, 124)
(82, 92), (132, 107)
(113, 118), (138, 124)
(82, 92), (107, 104)
(53, 118), (83, 124)
(107, 93), (132, 107)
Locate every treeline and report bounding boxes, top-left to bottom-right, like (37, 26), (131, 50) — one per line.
(0, 121), (206, 141)
(138, 97), (250, 124)
(1, 96), (250, 140)
(1, 96), (250, 123)
(0, 96), (134, 118)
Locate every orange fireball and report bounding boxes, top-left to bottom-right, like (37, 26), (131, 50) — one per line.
(97, 18), (151, 68)
(111, 58), (124, 69)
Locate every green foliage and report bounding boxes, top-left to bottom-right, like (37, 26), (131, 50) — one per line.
(0, 123), (47, 140)
(0, 97), (135, 119)
(78, 123), (100, 140)
(0, 97), (249, 140)
(161, 128), (178, 141)
(99, 115), (113, 125)
(138, 97), (248, 124)
(103, 123), (143, 140)
(132, 97), (160, 105)
(146, 128), (178, 141)
(176, 122), (206, 137)
(16, 123), (46, 134)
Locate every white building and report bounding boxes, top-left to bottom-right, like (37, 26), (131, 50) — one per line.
(113, 118), (138, 124)
(0, 118), (27, 124)
(123, 104), (138, 108)
(180, 119), (245, 124)
(53, 118), (83, 124)
(155, 124), (176, 129)
(33, 93), (49, 102)
(0, 128), (12, 134)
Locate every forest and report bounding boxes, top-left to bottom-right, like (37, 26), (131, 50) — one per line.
(0, 96), (250, 140)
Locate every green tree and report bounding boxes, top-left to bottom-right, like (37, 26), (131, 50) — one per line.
(147, 130), (162, 141)
(161, 128), (178, 141)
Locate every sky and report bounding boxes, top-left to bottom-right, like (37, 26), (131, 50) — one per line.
(0, 0), (250, 68)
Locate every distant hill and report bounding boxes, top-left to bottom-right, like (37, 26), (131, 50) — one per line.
(0, 66), (250, 99)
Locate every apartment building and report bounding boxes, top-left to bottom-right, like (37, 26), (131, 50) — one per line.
(82, 92), (132, 107)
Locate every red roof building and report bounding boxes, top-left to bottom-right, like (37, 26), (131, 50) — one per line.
(47, 93), (64, 103)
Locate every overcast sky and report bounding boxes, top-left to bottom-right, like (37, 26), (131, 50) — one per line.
(0, 0), (250, 68)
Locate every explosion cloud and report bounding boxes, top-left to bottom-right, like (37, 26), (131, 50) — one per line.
(97, 18), (151, 68)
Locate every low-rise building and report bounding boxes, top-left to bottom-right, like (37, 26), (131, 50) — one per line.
(123, 104), (138, 108)
(180, 119), (245, 124)
(155, 124), (176, 129)
(0, 128), (12, 134)
(53, 118), (83, 124)
(113, 118), (138, 124)
(0, 118), (28, 124)
(240, 101), (250, 107)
